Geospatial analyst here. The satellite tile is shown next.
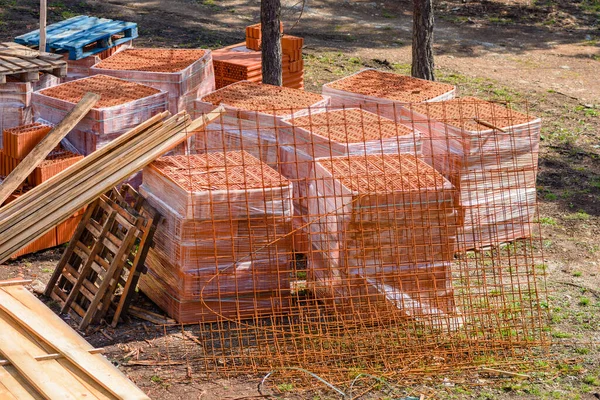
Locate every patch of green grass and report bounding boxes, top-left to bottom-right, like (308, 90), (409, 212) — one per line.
(202, 0), (216, 5)
(574, 105), (599, 117)
(488, 16), (512, 24)
(538, 216), (557, 226)
(150, 375), (162, 383)
(381, 10), (395, 18)
(583, 375), (600, 385)
(61, 10), (77, 19)
(41, 268), (52, 273)
(575, 347), (590, 355)
(277, 383), (294, 392)
(552, 331), (573, 339)
(579, 297), (590, 306)
(564, 211), (591, 221)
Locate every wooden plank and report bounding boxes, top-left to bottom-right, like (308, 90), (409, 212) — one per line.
(0, 311), (84, 400)
(0, 280), (32, 287)
(0, 366), (41, 400)
(0, 348), (105, 365)
(0, 92), (100, 205)
(0, 288), (150, 399)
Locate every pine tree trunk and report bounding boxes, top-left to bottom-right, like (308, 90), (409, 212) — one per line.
(412, 0), (435, 81)
(261, 0), (283, 86)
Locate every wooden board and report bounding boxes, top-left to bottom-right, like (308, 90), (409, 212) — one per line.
(0, 281), (149, 399)
(0, 42), (67, 83)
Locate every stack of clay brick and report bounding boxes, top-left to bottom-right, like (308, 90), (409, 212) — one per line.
(0, 122), (84, 258)
(63, 41), (132, 81)
(33, 75), (168, 155)
(322, 69), (456, 118)
(192, 81), (328, 166)
(91, 48), (215, 114)
(276, 108), (422, 252)
(138, 151), (294, 323)
(212, 23), (304, 89)
(307, 153), (458, 321)
(395, 97), (541, 250)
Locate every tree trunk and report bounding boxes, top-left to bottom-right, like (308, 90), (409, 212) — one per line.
(411, 0), (435, 81)
(261, 0), (283, 86)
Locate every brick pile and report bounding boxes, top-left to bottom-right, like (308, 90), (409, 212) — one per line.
(276, 108), (422, 252)
(307, 153), (458, 320)
(91, 48), (215, 114)
(212, 23), (304, 89)
(397, 97), (541, 249)
(0, 122), (84, 258)
(33, 75), (168, 155)
(63, 41), (132, 81)
(138, 151), (294, 323)
(192, 81), (329, 166)
(322, 69), (456, 118)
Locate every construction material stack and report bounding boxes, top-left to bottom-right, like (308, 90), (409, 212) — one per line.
(322, 69), (456, 116)
(212, 23), (304, 89)
(307, 153), (458, 322)
(0, 123), (84, 258)
(138, 151), (294, 323)
(277, 108), (422, 252)
(32, 75), (168, 155)
(192, 81), (328, 166)
(91, 48), (215, 114)
(397, 97), (541, 249)
(0, 43), (67, 135)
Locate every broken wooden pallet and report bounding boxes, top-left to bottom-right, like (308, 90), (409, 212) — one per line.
(0, 279), (149, 399)
(0, 42), (67, 83)
(46, 184), (160, 330)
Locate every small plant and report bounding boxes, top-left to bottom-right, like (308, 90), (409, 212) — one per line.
(572, 271), (582, 277)
(538, 216), (557, 226)
(552, 331), (572, 339)
(575, 347), (590, 355)
(277, 383), (293, 392)
(150, 375), (162, 383)
(564, 210), (591, 221)
(579, 297), (590, 306)
(381, 10), (395, 18)
(583, 375), (600, 386)
(41, 268), (53, 273)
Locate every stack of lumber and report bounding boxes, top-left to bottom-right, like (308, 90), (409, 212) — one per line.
(138, 150), (294, 323)
(33, 74), (168, 154)
(0, 42), (68, 135)
(0, 279), (149, 399)
(14, 15), (138, 60)
(396, 97), (541, 250)
(322, 69), (456, 115)
(213, 24), (303, 89)
(0, 106), (224, 264)
(307, 153), (458, 321)
(91, 48), (216, 114)
(46, 185), (160, 329)
(277, 108), (422, 252)
(192, 81), (328, 166)
(0, 122), (84, 258)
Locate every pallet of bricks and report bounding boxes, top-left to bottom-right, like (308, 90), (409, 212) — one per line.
(0, 123), (83, 258)
(32, 74), (168, 155)
(212, 23), (304, 89)
(322, 68), (456, 117)
(0, 42), (67, 135)
(191, 81), (328, 166)
(306, 153), (460, 325)
(138, 151), (294, 323)
(276, 108), (422, 253)
(91, 47), (215, 114)
(395, 97), (541, 250)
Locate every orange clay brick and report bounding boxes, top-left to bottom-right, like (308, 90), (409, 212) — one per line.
(3, 122), (52, 159)
(93, 48), (207, 73)
(32, 148), (84, 186)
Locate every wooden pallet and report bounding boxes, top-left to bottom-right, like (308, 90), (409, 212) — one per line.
(15, 15), (138, 60)
(45, 184), (160, 330)
(0, 42), (67, 83)
(0, 279), (150, 399)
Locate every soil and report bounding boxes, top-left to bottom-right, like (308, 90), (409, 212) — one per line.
(1, 0), (599, 398)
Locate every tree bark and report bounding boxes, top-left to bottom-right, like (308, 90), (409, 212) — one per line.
(412, 0), (435, 81)
(261, 0), (283, 86)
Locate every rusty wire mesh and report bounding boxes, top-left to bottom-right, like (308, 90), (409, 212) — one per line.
(135, 97), (549, 383)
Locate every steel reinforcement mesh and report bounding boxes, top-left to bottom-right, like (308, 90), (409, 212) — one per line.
(137, 99), (549, 383)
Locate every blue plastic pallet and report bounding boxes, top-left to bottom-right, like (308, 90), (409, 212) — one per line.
(14, 15), (138, 60)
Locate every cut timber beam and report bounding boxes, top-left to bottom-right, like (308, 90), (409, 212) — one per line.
(0, 92), (99, 205)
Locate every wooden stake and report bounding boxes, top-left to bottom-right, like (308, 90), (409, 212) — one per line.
(39, 0), (47, 52)
(0, 92), (99, 205)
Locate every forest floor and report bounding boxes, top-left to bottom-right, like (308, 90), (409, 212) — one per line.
(0, 0), (599, 398)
